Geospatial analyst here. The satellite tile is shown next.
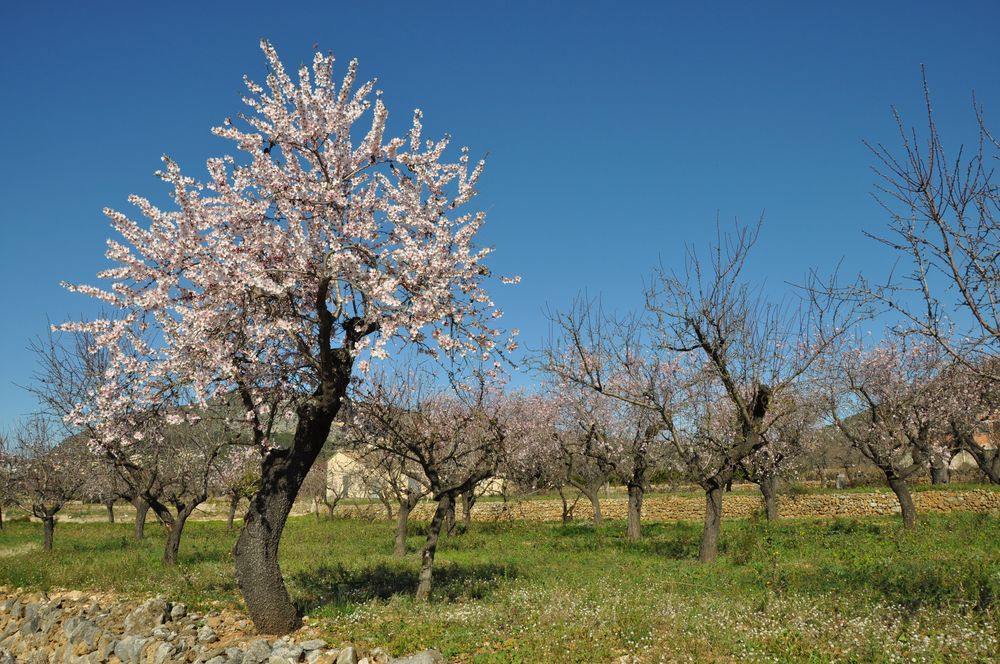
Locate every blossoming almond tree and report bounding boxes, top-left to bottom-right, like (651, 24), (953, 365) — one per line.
(62, 40), (514, 633)
(6, 417), (89, 552)
(348, 367), (516, 600)
(542, 300), (676, 541)
(821, 337), (952, 527)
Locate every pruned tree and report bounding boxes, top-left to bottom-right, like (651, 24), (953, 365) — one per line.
(25, 326), (158, 541)
(500, 396), (585, 525)
(860, 74), (999, 381)
(155, 411), (240, 564)
(349, 368), (511, 600)
(6, 417), (88, 551)
(821, 337), (952, 527)
(739, 386), (824, 519)
(59, 40), (515, 632)
(646, 222), (856, 560)
(346, 445), (429, 554)
(542, 301), (676, 541)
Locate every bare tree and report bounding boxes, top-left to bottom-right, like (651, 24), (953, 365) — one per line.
(6, 418), (89, 551)
(349, 446), (429, 555)
(542, 301), (675, 541)
(860, 75), (999, 381)
(647, 221), (856, 560)
(349, 368), (510, 600)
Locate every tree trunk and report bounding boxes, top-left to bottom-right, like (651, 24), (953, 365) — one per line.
(234, 396), (341, 635)
(313, 497), (322, 522)
(584, 489), (602, 525)
(887, 476), (917, 528)
(104, 500), (116, 523)
(461, 488), (476, 530)
(626, 483), (643, 541)
(133, 498), (149, 541)
(394, 488), (420, 557)
(42, 516), (55, 552)
(699, 484), (724, 563)
(444, 499), (457, 536)
(227, 494), (239, 531)
(930, 461), (950, 484)
(558, 487), (572, 525)
(415, 494), (452, 602)
(759, 474), (779, 520)
(163, 507), (193, 566)
(0, 504), (4, 530)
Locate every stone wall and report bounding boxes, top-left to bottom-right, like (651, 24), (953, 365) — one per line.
(334, 489), (1000, 523)
(0, 590), (443, 664)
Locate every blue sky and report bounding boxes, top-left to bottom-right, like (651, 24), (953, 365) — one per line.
(1, 0), (998, 428)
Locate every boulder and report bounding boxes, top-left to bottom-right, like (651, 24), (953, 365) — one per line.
(123, 598), (169, 635)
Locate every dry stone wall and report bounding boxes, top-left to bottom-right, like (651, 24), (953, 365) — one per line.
(0, 589), (444, 664)
(335, 489), (1000, 523)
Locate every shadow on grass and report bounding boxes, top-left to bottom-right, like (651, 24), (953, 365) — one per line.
(545, 521), (701, 559)
(292, 560), (516, 613)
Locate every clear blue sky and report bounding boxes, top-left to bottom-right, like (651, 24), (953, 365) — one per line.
(1, 0), (997, 428)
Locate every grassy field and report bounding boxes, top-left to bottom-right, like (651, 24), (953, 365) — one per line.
(1, 512), (999, 662)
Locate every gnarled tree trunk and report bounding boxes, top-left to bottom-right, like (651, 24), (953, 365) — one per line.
(233, 391), (342, 635)
(105, 500), (116, 523)
(758, 474), (778, 520)
(887, 475), (917, 528)
(626, 483), (643, 541)
(699, 484), (724, 562)
(42, 515), (55, 552)
(557, 487), (578, 525)
(930, 460), (950, 484)
(444, 499), (457, 536)
(583, 488), (602, 525)
(227, 493), (240, 531)
(133, 498), (149, 541)
(416, 494), (453, 602)
(163, 506), (194, 565)
(461, 487), (476, 530)
(394, 487), (421, 557)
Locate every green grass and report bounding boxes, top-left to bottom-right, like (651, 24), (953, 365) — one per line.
(1, 512), (999, 662)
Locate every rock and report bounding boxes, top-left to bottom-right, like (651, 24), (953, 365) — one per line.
(152, 626), (176, 640)
(242, 640), (273, 664)
(390, 650), (445, 664)
(154, 642), (178, 664)
(271, 643), (304, 661)
(114, 635), (150, 663)
(225, 646), (246, 664)
(336, 646), (358, 664)
(67, 618), (102, 650)
(306, 651), (333, 664)
(170, 604), (188, 620)
(206, 657), (228, 664)
(123, 598), (169, 635)
(197, 625), (218, 644)
(300, 640), (326, 652)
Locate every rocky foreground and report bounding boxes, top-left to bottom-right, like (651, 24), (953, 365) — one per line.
(0, 589), (442, 664)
